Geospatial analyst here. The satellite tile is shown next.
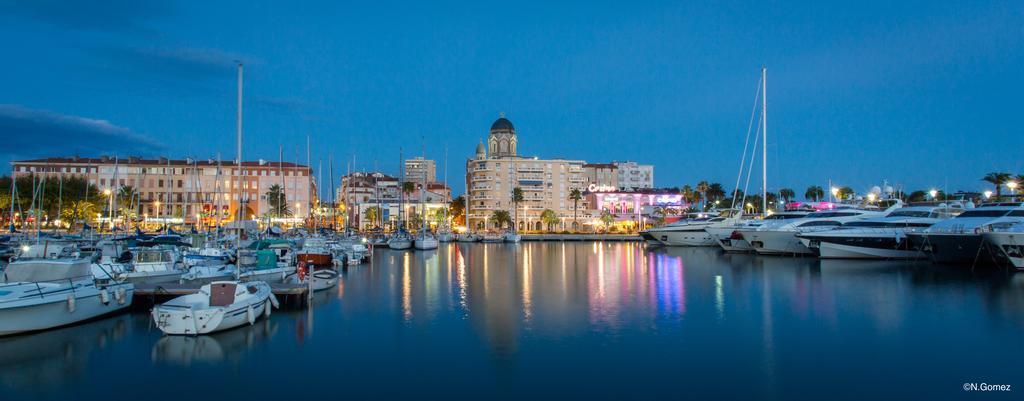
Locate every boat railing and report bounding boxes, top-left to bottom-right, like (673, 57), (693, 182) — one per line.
(0, 274), (96, 301)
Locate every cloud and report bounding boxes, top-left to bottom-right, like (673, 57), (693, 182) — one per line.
(0, 0), (172, 34)
(90, 45), (253, 80)
(0, 104), (163, 161)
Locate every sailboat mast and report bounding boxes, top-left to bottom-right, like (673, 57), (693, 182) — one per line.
(236, 62), (244, 226)
(761, 66), (768, 218)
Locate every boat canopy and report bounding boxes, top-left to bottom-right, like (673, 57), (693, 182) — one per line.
(2, 259), (92, 283)
(247, 239), (294, 250)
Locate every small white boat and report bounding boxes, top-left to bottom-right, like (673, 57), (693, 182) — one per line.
(456, 233), (479, 242)
(1, 254), (134, 336)
(120, 246), (185, 284)
(436, 229), (455, 242)
(388, 231), (413, 250)
(414, 231), (439, 250)
(481, 232), (504, 243)
(152, 281), (277, 335)
(287, 265), (338, 291)
(503, 231), (522, 243)
(181, 264), (237, 285)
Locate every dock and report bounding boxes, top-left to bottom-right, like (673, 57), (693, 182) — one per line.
(132, 282), (311, 309)
(521, 234), (642, 242)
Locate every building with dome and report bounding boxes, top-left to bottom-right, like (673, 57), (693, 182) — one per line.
(465, 114), (594, 232)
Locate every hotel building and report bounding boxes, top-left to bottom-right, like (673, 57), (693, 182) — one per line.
(11, 156), (316, 225)
(465, 115), (593, 231)
(404, 157), (437, 183)
(338, 171), (451, 229)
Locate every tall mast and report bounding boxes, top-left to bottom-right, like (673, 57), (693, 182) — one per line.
(215, 154), (222, 227)
(165, 156), (170, 234)
(8, 169), (15, 233)
(306, 135), (311, 227)
(761, 66), (768, 218)
(398, 147), (404, 229)
(56, 169), (63, 233)
(236, 62), (244, 226)
(279, 144), (284, 220)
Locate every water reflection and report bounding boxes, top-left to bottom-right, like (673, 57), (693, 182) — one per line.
(0, 314), (130, 388)
(152, 318), (280, 366)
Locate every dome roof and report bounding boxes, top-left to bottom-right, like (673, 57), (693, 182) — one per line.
(475, 140), (486, 155)
(490, 116), (514, 131)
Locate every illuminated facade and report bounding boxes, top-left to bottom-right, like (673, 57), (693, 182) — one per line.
(585, 189), (688, 223)
(11, 156), (316, 225)
(465, 115), (594, 231)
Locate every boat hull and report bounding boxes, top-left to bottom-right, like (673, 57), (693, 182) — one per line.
(122, 270), (184, 285)
(981, 232), (1024, 269)
(910, 233), (998, 265)
(741, 230), (813, 255)
(0, 284), (134, 336)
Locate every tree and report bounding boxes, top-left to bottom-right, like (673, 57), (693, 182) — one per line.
(569, 188), (583, 231)
(982, 172), (1012, 199)
(449, 195), (466, 226)
(805, 186), (824, 201)
(779, 188), (795, 203)
(265, 184), (291, 217)
(408, 213), (424, 231)
(489, 210), (511, 229)
(696, 181), (710, 210)
(540, 209), (560, 231)
(402, 181), (416, 198)
(706, 183), (726, 205)
(364, 206), (380, 229)
(511, 187), (524, 233)
(599, 210), (615, 232)
(836, 186), (855, 201)
(907, 190), (928, 202)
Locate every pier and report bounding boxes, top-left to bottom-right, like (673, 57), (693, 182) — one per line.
(132, 282), (311, 309)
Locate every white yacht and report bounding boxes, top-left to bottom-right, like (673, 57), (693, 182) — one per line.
(119, 246), (185, 284)
(414, 231), (439, 250)
(796, 204), (963, 259)
(181, 264), (237, 285)
(982, 222), (1024, 269)
(1, 245), (134, 336)
(388, 230), (413, 250)
(503, 231), (522, 243)
(739, 201), (902, 255)
(152, 281), (277, 335)
(640, 212), (723, 247)
(706, 211), (810, 252)
(907, 203), (1024, 265)
(456, 233), (480, 242)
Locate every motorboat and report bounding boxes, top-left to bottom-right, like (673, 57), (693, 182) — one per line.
(414, 230), (439, 250)
(297, 236), (333, 268)
(387, 229), (413, 250)
(152, 281), (277, 335)
(503, 231), (521, 243)
(640, 211), (723, 247)
(288, 263), (338, 291)
(436, 227), (455, 242)
(739, 201), (902, 255)
(119, 246), (185, 284)
(456, 233), (480, 242)
(908, 203), (1024, 265)
(982, 222), (1024, 269)
(706, 211), (810, 252)
(0, 246), (134, 336)
(481, 231), (504, 243)
(796, 204), (964, 259)
(181, 263), (237, 285)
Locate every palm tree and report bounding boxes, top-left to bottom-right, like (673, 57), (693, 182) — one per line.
(449, 195), (466, 226)
(706, 183), (726, 205)
(540, 209), (560, 231)
(982, 172), (1012, 199)
(836, 186), (855, 201)
(511, 186), (524, 232)
(599, 210), (615, 232)
(264, 184), (291, 217)
(401, 181), (416, 199)
(569, 188), (582, 231)
(489, 210), (511, 229)
(696, 181), (710, 210)
(805, 186), (824, 201)
(779, 188), (795, 203)
(680, 185), (696, 206)
(364, 206), (380, 229)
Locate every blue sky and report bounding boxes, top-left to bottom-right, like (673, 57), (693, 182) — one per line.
(1, 0), (1021, 197)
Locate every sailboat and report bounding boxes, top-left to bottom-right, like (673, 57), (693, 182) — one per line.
(388, 148), (413, 250)
(413, 147), (438, 250)
(436, 146), (454, 242)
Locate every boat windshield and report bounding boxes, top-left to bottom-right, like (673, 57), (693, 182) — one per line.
(805, 211), (862, 218)
(955, 210), (1010, 218)
(135, 251), (171, 263)
(886, 210), (931, 218)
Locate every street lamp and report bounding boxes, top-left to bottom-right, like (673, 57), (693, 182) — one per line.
(983, 190), (993, 200)
(1007, 181), (1019, 195)
(928, 189), (938, 200)
(867, 193), (877, 202)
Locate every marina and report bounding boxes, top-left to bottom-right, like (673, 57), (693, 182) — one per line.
(1, 242), (1022, 399)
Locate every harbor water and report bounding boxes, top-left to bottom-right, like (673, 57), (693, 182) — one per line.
(2, 242), (1021, 399)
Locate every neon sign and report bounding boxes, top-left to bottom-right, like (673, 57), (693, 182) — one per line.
(587, 184), (616, 192)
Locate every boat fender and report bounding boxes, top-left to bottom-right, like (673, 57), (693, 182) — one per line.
(116, 287), (127, 305)
(246, 304), (255, 325)
(269, 293), (280, 309)
(297, 261), (307, 281)
(67, 294), (76, 313)
(264, 301), (272, 318)
(99, 289), (110, 305)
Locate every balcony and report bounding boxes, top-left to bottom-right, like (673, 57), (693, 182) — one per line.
(471, 175), (494, 182)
